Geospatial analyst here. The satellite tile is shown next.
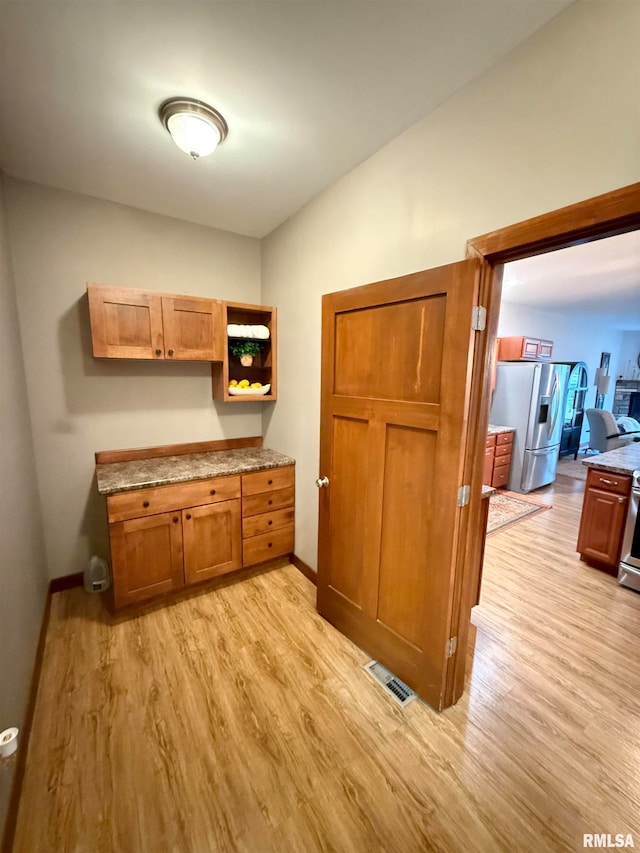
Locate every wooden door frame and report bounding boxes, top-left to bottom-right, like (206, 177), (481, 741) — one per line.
(446, 181), (640, 706)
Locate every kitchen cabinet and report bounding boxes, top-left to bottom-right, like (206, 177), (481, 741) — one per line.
(87, 283), (223, 361)
(484, 430), (514, 489)
(212, 301), (277, 402)
(241, 466), (294, 565)
(577, 467), (631, 572)
(106, 475), (242, 609)
(497, 336), (553, 362)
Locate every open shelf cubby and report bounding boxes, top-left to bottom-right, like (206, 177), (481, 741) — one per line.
(212, 301), (277, 402)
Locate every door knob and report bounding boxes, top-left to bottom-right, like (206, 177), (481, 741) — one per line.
(316, 476), (330, 488)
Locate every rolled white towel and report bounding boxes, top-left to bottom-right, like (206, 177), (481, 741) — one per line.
(253, 325), (270, 339)
(227, 324), (240, 337)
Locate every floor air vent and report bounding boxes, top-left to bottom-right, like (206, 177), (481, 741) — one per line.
(363, 660), (417, 707)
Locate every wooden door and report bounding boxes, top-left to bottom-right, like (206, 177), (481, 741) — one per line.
(110, 512), (184, 608)
(87, 284), (164, 359)
(161, 296), (223, 361)
(182, 500), (241, 583)
(317, 260), (479, 710)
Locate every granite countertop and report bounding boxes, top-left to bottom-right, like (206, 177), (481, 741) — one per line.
(582, 443), (640, 477)
(96, 447), (295, 496)
(487, 424), (515, 436)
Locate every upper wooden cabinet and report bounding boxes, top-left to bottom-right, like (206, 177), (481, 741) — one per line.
(212, 301), (277, 402)
(497, 336), (553, 362)
(87, 284), (223, 361)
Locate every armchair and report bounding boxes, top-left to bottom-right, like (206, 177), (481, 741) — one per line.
(585, 408), (640, 453)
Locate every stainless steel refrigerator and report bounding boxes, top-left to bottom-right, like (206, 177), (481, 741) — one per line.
(490, 362), (570, 493)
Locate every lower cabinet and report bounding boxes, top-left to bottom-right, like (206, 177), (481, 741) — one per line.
(577, 468), (631, 571)
(241, 466), (295, 565)
(106, 465), (295, 610)
(484, 431), (514, 489)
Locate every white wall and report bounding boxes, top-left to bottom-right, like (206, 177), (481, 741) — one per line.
(617, 331), (640, 381)
(0, 178), (48, 831)
(261, 0), (640, 571)
(497, 301), (624, 414)
(5, 179), (262, 579)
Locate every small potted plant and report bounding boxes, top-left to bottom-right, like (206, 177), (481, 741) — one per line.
(230, 340), (262, 367)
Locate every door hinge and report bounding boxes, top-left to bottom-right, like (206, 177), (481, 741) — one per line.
(472, 305), (487, 332)
(457, 485), (471, 507)
(446, 637), (458, 658)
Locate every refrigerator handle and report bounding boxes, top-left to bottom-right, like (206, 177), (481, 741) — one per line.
(548, 371), (560, 439)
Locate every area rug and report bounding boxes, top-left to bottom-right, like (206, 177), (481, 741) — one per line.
(487, 491), (552, 537)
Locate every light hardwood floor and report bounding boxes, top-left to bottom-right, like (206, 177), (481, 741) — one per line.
(12, 475), (640, 852)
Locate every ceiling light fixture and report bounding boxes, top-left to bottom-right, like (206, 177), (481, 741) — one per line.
(159, 97), (228, 160)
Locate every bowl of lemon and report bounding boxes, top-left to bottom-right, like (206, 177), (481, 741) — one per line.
(228, 380), (271, 396)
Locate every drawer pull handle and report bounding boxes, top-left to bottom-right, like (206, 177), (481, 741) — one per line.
(143, 501), (150, 508)
(210, 489), (216, 495)
(186, 513), (192, 520)
(600, 478), (618, 486)
(173, 516), (179, 523)
(618, 497), (625, 504)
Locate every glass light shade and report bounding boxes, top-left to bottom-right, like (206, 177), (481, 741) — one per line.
(159, 98), (228, 160)
(167, 112), (221, 158)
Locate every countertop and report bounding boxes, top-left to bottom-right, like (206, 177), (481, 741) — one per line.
(582, 443), (640, 477)
(487, 424), (515, 436)
(96, 447), (295, 496)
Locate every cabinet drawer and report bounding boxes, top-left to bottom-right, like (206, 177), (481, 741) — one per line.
(586, 469), (631, 497)
(494, 443), (512, 459)
(242, 506), (295, 539)
(107, 475), (241, 522)
(495, 432), (513, 447)
(242, 465), (294, 497)
(242, 486), (295, 518)
(485, 434), (496, 448)
(243, 525), (294, 566)
(492, 463), (510, 489)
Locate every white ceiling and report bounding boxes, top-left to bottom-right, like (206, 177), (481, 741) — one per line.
(502, 230), (640, 330)
(0, 1), (572, 238)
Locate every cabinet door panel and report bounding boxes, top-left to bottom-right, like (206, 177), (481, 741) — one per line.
(183, 500), (241, 583)
(161, 296), (223, 361)
(577, 488), (628, 567)
(537, 340), (554, 360)
(522, 338), (539, 359)
(88, 284), (164, 359)
(483, 446), (494, 486)
(110, 512), (184, 608)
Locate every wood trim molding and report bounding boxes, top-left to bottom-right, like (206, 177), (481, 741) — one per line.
(95, 436), (263, 465)
(453, 180), (640, 706)
(1, 592), (52, 853)
(467, 181), (640, 263)
(49, 573), (83, 593)
(290, 554), (317, 585)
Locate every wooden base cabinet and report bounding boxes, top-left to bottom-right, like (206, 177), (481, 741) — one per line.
(241, 466), (294, 565)
(106, 465), (296, 610)
(107, 475), (242, 610)
(577, 468), (631, 572)
(483, 431), (514, 489)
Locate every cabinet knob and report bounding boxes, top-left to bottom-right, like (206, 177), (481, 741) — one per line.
(268, 479), (273, 485)
(173, 516), (179, 523)
(143, 501), (150, 508)
(268, 499), (273, 506)
(155, 349), (162, 356)
(186, 513), (192, 520)
(268, 520), (273, 526)
(167, 349), (174, 357)
(268, 542), (273, 548)
(210, 489), (216, 495)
